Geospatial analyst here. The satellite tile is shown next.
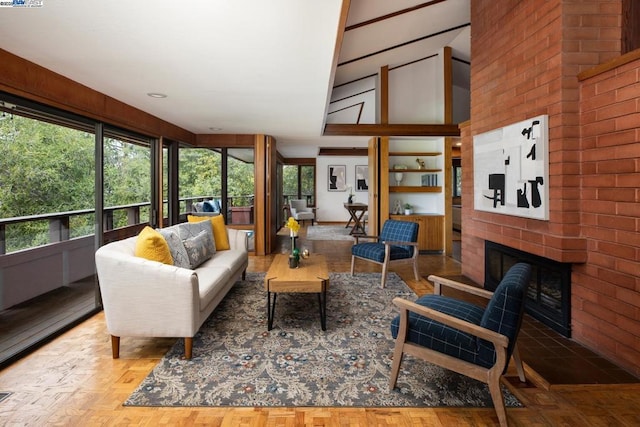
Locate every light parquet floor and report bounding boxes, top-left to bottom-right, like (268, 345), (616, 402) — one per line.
(1, 225), (640, 426)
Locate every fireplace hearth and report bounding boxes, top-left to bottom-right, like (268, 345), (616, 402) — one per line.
(485, 241), (571, 337)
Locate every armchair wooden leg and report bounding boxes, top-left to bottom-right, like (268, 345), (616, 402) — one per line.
(412, 259), (420, 281)
(389, 339), (405, 390)
(350, 256), (356, 276)
(512, 344), (526, 382)
(111, 335), (120, 359)
(389, 309), (408, 390)
(381, 262), (389, 288)
(184, 337), (193, 360)
(487, 373), (508, 427)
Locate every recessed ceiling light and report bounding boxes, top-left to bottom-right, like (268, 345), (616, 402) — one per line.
(208, 127), (223, 131)
(456, 142), (462, 146)
(147, 92), (167, 98)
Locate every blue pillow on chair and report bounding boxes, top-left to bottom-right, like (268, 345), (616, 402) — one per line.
(203, 200), (215, 212)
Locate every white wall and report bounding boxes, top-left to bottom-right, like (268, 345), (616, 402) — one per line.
(316, 155), (369, 223)
(389, 55), (444, 123)
(327, 76), (377, 124)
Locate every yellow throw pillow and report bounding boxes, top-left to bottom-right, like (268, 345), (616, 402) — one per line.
(134, 226), (173, 265)
(187, 214), (230, 251)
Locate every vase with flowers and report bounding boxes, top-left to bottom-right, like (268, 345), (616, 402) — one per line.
(285, 217), (300, 267)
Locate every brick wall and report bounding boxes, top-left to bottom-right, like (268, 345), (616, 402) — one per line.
(575, 53), (640, 376)
(465, 0), (639, 375)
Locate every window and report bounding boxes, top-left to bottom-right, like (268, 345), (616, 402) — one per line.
(0, 93), (101, 368)
(283, 164), (316, 206)
(227, 148), (255, 225)
(177, 147), (255, 225)
(178, 147), (222, 215)
(103, 131), (152, 229)
(0, 101), (95, 252)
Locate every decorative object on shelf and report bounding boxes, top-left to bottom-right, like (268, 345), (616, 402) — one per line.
(416, 158), (425, 169)
(421, 173), (438, 186)
(347, 185), (354, 203)
(404, 203), (412, 215)
(392, 199), (403, 215)
(393, 164), (407, 186)
(328, 165), (347, 191)
(302, 248), (310, 258)
(285, 217), (300, 267)
(394, 171), (404, 186)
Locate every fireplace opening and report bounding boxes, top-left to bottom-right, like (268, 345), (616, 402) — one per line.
(485, 241), (571, 337)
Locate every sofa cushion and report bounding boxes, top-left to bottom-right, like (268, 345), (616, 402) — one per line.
(202, 200), (215, 212)
(202, 249), (247, 274)
(134, 226), (173, 265)
(183, 230), (216, 268)
(157, 227), (191, 269)
(187, 214), (230, 251)
(196, 266), (233, 310)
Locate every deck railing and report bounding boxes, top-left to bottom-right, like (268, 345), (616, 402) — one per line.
(0, 195), (255, 255)
(0, 195), (253, 310)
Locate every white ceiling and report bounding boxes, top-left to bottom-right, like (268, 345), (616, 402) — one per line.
(0, 0), (469, 157)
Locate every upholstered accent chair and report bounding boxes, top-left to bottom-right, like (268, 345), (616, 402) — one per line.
(350, 219), (420, 288)
(290, 199), (316, 225)
(389, 262), (532, 427)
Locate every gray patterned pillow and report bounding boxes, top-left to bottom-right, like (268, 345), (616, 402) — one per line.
(182, 230), (215, 268)
(177, 220), (216, 260)
(157, 228), (191, 269)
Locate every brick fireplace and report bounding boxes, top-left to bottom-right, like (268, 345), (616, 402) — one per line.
(464, 1), (640, 377)
(485, 241), (571, 337)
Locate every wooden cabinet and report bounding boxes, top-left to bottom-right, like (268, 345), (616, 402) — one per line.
(390, 213), (444, 252)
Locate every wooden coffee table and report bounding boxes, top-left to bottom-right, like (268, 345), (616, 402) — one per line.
(264, 253), (329, 331)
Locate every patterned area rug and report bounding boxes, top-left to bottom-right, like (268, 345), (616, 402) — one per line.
(306, 225), (357, 241)
(125, 272), (521, 408)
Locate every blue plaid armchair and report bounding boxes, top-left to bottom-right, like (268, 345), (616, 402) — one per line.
(389, 263), (531, 427)
(350, 219), (420, 288)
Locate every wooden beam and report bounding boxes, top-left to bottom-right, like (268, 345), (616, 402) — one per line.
(323, 123), (460, 137)
(345, 0), (446, 31)
(317, 147), (368, 156)
(380, 65), (389, 124)
(281, 157), (317, 164)
(195, 134), (255, 147)
(443, 46), (453, 124)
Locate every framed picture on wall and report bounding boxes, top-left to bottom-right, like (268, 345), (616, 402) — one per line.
(355, 165), (368, 191)
(327, 165), (346, 191)
(473, 114), (549, 220)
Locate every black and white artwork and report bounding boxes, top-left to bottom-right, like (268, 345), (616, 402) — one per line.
(328, 165), (346, 191)
(355, 165), (368, 191)
(473, 115), (549, 220)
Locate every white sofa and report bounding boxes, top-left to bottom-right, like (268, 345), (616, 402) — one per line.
(95, 222), (248, 359)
